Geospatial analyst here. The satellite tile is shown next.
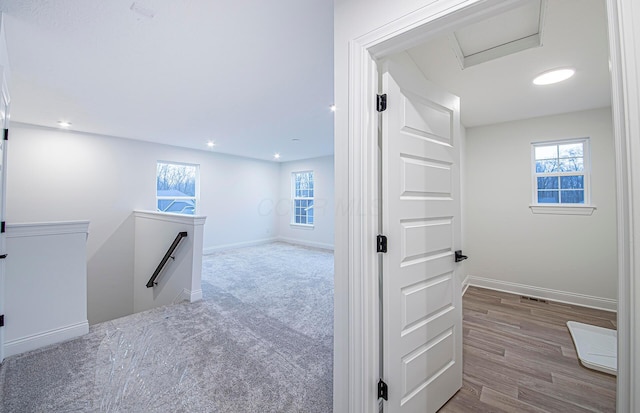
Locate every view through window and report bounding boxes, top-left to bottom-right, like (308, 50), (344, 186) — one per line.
(532, 138), (590, 205)
(292, 171), (314, 225)
(156, 161), (198, 215)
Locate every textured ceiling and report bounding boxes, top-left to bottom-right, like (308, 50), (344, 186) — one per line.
(1, 0), (334, 161)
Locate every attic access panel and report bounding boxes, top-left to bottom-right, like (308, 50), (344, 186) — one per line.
(449, 0), (547, 69)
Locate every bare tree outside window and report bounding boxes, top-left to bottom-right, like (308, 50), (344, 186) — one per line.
(156, 162), (199, 215)
(532, 139), (589, 205)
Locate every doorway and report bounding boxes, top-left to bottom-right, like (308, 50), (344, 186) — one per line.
(335, 0), (631, 411)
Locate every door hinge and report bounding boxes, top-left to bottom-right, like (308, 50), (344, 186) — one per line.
(377, 94), (387, 112)
(0, 315), (4, 327)
(1, 221), (5, 233)
(378, 379), (388, 400)
(377, 235), (387, 253)
(3, 129), (7, 141)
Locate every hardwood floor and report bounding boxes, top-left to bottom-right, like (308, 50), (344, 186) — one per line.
(440, 286), (617, 413)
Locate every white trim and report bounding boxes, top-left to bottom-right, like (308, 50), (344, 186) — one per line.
(461, 275), (471, 296)
(6, 221), (90, 238)
(342, 30), (381, 413)
(173, 288), (190, 303)
(4, 321), (89, 358)
(610, 0), (640, 409)
(276, 236), (334, 251)
(172, 288), (202, 304)
(466, 275), (617, 312)
(190, 289), (202, 302)
(202, 237), (278, 254)
(529, 205), (597, 215)
(133, 210), (206, 226)
(289, 223), (315, 230)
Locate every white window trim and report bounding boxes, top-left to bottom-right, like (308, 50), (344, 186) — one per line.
(290, 223), (315, 229)
(156, 161), (200, 215)
(291, 170), (314, 227)
(530, 138), (595, 215)
(529, 204), (597, 215)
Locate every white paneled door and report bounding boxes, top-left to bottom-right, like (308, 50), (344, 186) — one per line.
(380, 54), (463, 412)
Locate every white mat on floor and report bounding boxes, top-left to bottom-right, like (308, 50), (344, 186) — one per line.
(567, 321), (617, 376)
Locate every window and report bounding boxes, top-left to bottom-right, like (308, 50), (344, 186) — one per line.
(156, 162), (198, 215)
(532, 138), (590, 206)
(292, 171), (314, 226)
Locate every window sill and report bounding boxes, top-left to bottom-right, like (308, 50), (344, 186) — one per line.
(529, 204), (597, 216)
(290, 223), (315, 230)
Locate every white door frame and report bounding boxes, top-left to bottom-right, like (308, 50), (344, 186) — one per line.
(336, 0), (638, 411)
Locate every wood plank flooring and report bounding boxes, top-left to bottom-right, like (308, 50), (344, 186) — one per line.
(440, 286), (617, 412)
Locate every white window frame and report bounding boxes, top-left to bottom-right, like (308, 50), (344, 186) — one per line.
(156, 161), (200, 215)
(530, 138), (596, 215)
(291, 170), (314, 227)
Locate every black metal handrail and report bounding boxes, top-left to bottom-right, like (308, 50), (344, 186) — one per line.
(146, 231), (188, 288)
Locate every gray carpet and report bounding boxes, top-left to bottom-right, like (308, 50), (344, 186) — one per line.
(0, 242), (334, 412)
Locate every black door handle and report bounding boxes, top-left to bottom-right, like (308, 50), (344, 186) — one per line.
(455, 250), (467, 262)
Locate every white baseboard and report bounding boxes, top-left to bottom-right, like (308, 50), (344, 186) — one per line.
(276, 236), (335, 251)
(466, 275), (617, 312)
(461, 275), (471, 296)
(203, 237), (277, 254)
(173, 288), (190, 303)
(173, 288), (203, 304)
(190, 289), (202, 302)
(4, 321), (89, 358)
(203, 237), (334, 254)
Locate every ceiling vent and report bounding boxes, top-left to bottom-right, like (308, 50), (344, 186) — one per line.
(449, 0), (547, 69)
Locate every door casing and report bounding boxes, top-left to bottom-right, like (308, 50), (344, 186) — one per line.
(335, 0), (634, 412)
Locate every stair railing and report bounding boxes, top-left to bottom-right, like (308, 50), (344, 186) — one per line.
(146, 231), (188, 288)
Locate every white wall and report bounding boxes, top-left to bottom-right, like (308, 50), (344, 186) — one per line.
(133, 211), (205, 313)
(4, 221), (89, 357)
(276, 155), (334, 250)
(464, 107), (617, 303)
(7, 123), (280, 324)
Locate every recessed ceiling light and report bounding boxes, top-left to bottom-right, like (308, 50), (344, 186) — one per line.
(274, 153), (281, 160)
(533, 68), (575, 86)
(330, 104), (336, 112)
(207, 141), (215, 148)
(57, 121), (71, 128)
